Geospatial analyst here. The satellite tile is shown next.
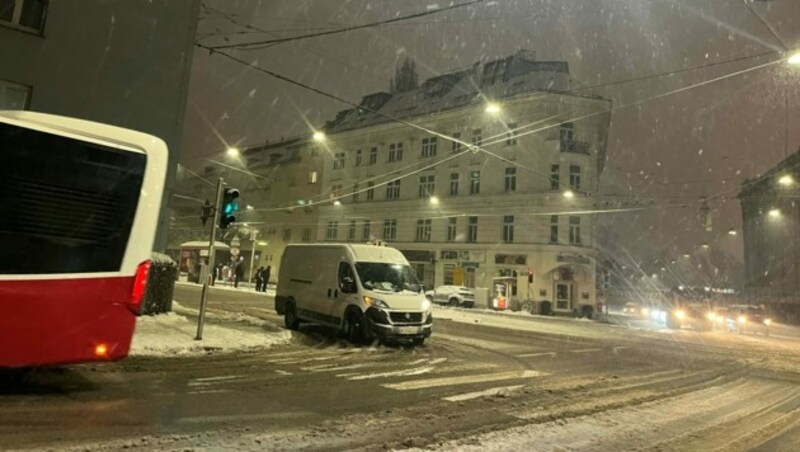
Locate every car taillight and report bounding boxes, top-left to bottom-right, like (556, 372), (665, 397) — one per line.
(130, 260), (152, 311)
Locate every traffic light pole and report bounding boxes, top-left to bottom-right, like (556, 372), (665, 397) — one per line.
(196, 177), (224, 341)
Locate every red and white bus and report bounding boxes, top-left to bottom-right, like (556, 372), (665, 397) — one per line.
(0, 111), (167, 368)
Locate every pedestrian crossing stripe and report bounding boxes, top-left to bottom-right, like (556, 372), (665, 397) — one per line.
(382, 369), (547, 391)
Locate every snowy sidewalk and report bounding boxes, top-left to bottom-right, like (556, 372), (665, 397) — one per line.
(175, 280), (276, 297)
(129, 304), (290, 357)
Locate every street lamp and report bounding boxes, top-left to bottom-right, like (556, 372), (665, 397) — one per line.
(312, 131), (326, 142)
(429, 196), (440, 205)
(563, 190), (575, 199)
(728, 228), (738, 236)
(778, 175), (794, 186)
(484, 102), (501, 115)
(246, 204), (254, 211)
(788, 50), (800, 66)
(701, 243), (710, 249)
(226, 147), (240, 157)
(768, 208), (781, 218)
(333, 199), (342, 206)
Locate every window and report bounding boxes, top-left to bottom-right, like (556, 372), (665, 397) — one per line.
(421, 137), (437, 158)
(308, 171), (318, 184)
(449, 173), (459, 196)
(333, 152), (345, 170)
(348, 220), (356, 241)
(469, 171), (480, 195)
(0, 0), (47, 32)
(389, 142), (403, 162)
(569, 165), (582, 190)
(362, 221), (371, 240)
(383, 219), (397, 240)
(447, 217), (457, 241)
(550, 164), (560, 190)
(352, 183), (359, 202)
(451, 132), (462, 152)
(0, 79), (31, 109)
(415, 219), (432, 242)
(560, 122), (575, 151)
(355, 149), (363, 166)
(550, 215), (559, 243)
(506, 123), (518, 146)
(302, 228), (311, 242)
(326, 221), (338, 241)
(366, 181), (375, 200)
(472, 129), (482, 147)
(503, 215), (514, 243)
(283, 228), (291, 241)
(569, 216), (582, 244)
(386, 179), (401, 200)
(369, 147), (378, 165)
(504, 167), (517, 192)
(467, 216), (478, 242)
(419, 175), (435, 198)
(444, 264), (455, 285)
(330, 184), (343, 200)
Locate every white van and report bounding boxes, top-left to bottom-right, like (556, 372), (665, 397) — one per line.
(275, 244), (432, 344)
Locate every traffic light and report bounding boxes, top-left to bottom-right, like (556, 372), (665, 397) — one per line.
(219, 188), (240, 229)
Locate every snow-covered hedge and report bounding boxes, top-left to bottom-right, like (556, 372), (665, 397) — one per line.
(139, 252), (178, 316)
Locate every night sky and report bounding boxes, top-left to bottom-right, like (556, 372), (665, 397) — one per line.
(183, 0), (799, 286)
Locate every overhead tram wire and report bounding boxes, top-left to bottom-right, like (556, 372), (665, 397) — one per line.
(206, 0), (488, 50)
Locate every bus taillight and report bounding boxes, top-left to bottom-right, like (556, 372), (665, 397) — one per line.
(130, 260), (152, 311)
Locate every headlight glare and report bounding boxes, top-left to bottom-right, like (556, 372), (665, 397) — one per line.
(421, 299), (431, 311)
(364, 296), (390, 309)
(764, 318), (772, 326)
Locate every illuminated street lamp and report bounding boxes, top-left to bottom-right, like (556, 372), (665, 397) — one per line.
(788, 50), (800, 65)
(701, 243), (710, 250)
(768, 208), (781, 218)
(246, 204), (254, 211)
(484, 102), (501, 115)
(312, 131), (326, 142)
(563, 190), (575, 199)
(727, 228), (738, 236)
(778, 174), (794, 186)
(333, 199), (342, 206)
(226, 147), (240, 157)
(429, 196), (440, 205)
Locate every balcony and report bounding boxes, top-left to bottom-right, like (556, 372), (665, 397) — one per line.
(560, 140), (591, 155)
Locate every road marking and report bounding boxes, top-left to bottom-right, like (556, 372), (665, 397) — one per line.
(569, 348), (602, 354)
(345, 366), (435, 381)
(383, 370), (547, 391)
(275, 370), (293, 375)
(517, 352), (557, 358)
(192, 375), (242, 383)
(304, 363), (375, 373)
(268, 355), (338, 365)
(443, 385), (525, 402)
(189, 389), (232, 395)
(613, 346), (629, 354)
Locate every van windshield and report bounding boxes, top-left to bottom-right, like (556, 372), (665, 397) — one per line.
(354, 262), (421, 293)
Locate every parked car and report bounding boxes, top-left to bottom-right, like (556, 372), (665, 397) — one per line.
(622, 302), (650, 318)
(425, 285), (475, 308)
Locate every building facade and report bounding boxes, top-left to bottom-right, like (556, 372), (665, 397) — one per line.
(169, 137), (324, 283)
(738, 149), (800, 319)
(0, 0), (201, 250)
(317, 50), (611, 315)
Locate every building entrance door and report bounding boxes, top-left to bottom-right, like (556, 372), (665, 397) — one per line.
(555, 283), (572, 311)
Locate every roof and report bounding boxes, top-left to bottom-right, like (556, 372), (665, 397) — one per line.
(324, 50), (583, 134)
(739, 148), (800, 198)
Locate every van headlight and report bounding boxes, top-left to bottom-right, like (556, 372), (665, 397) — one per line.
(421, 298), (431, 311)
(706, 312), (717, 321)
(675, 309), (686, 320)
(364, 296), (390, 309)
(764, 318), (772, 326)
(641, 307), (650, 317)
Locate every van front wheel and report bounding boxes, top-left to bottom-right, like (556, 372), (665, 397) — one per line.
(343, 310), (366, 344)
(284, 301), (300, 330)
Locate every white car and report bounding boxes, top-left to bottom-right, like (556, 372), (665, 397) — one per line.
(425, 285), (475, 308)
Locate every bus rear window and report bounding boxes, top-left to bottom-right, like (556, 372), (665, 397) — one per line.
(0, 123), (146, 274)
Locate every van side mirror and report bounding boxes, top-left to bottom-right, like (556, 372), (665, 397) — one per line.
(341, 276), (357, 294)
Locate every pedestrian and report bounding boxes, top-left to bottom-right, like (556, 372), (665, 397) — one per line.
(263, 265), (271, 292)
(211, 263), (218, 286)
(255, 266), (265, 291)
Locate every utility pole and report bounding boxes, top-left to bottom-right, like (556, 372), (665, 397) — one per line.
(196, 177), (224, 341)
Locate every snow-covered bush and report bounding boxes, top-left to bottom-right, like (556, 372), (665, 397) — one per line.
(140, 252), (178, 316)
